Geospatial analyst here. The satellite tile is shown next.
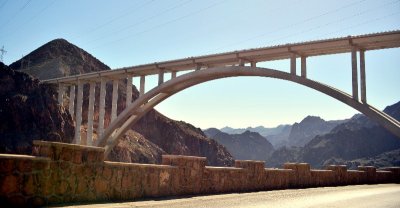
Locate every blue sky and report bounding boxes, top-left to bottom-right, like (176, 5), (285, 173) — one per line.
(0, 0), (399, 128)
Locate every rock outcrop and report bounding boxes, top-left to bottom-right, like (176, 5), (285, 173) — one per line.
(0, 62), (74, 154)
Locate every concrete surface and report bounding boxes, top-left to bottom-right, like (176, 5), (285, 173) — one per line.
(50, 184), (400, 208)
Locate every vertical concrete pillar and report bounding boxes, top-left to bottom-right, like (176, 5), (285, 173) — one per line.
(301, 56), (307, 78)
(359, 50), (367, 103)
(140, 75), (145, 96)
(86, 82), (96, 146)
(239, 59), (245, 66)
(196, 63), (201, 71)
(57, 83), (64, 106)
(251, 61), (257, 68)
(351, 47), (359, 101)
(111, 79), (119, 122)
(171, 71), (177, 79)
(74, 81), (84, 144)
(126, 74), (132, 106)
(97, 78), (107, 139)
(68, 85), (76, 120)
(158, 68), (164, 86)
(290, 53), (296, 75)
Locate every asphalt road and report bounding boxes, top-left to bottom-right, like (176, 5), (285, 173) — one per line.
(51, 184), (400, 208)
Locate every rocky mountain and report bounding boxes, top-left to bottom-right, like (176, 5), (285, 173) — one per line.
(284, 116), (346, 147)
(204, 128), (274, 161)
(266, 125), (292, 148)
(266, 102), (400, 168)
(0, 62), (74, 154)
(7, 39), (234, 166)
(219, 125), (292, 148)
(322, 148), (400, 170)
(220, 125), (291, 138)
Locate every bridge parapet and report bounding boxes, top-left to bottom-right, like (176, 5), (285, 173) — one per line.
(1, 140), (399, 206)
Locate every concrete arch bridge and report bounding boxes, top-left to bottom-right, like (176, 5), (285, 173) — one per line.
(43, 31), (400, 158)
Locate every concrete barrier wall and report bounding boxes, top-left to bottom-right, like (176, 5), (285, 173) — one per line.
(0, 140), (399, 207)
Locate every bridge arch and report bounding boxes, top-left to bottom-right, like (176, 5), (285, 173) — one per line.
(97, 66), (400, 157)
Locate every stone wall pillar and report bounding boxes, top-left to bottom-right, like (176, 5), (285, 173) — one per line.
(162, 155), (206, 195)
(358, 166), (376, 184)
(235, 160), (265, 191)
(284, 163), (311, 188)
(32, 140), (105, 204)
(326, 165), (348, 186)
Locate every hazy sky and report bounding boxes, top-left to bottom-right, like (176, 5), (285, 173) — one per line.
(0, 0), (399, 128)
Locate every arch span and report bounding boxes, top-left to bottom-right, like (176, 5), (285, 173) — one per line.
(97, 66), (400, 157)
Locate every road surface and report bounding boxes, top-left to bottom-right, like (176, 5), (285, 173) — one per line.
(51, 184), (400, 208)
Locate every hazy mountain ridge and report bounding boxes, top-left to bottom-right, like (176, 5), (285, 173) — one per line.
(204, 128), (274, 161)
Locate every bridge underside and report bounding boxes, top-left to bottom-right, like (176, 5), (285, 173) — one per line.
(98, 66), (400, 158)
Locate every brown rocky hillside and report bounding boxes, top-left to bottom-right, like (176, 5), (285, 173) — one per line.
(9, 39), (233, 166)
(0, 62), (74, 153)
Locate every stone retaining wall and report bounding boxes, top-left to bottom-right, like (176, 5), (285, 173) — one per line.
(0, 140), (399, 207)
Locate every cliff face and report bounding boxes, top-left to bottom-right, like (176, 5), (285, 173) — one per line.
(0, 62), (74, 154)
(8, 39), (233, 166)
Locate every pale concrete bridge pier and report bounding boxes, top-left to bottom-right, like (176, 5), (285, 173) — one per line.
(46, 31), (400, 156)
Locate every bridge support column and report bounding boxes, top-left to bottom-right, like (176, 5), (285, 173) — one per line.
(74, 81), (84, 144)
(158, 69), (164, 86)
(290, 53), (296, 75)
(251, 61), (257, 68)
(171, 71), (177, 79)
(196, 63), (201, 71)
(140, 75), (145, 96)
(360, 50), (367, 103)
(351, 47), (359, 101)
(301, 56), (307, 78)
(86, 82), (96, 146)
(239, 59), (245, 67)
(68, 85), (75, 120)
(111, 79), (119, 122)
(126, 74), (132, 106)
(57, 83), (64, 106)
(97, 78), (106, 139)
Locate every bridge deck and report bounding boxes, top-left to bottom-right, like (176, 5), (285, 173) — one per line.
(44, 30), (400, 84)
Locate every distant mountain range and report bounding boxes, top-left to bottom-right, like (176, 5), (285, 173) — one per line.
(218, 116), (347, 148)
(267, 101), (400, 168)
(208, 102), (400, 169)
(204, 129), (274, 161)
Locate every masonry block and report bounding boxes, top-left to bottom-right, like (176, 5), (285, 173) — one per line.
(380, 167), (400, 183)
(326, 165), (348, 185)
(162, 155), (206, 195)
(358, 166), (376, 184)
(284, 163), (311, 187)
(32, 140), (105, 164)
